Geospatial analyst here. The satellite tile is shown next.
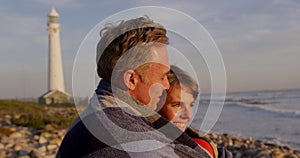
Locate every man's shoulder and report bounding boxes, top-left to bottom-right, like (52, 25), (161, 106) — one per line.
(102, 107), (153, 131)
(57, 115), (110, 157)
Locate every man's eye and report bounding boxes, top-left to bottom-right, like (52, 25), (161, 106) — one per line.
(161, 75), (167, 80)
(171, 103), (180, 108)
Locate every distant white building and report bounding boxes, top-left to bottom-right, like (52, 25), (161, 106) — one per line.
(39, 8), (70, 104)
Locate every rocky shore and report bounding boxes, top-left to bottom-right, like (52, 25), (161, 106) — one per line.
(207, 133), (300, 158)
(0, 124), (65, 158)
(0, 107), (69, 158)
(0, 106), (299, 158)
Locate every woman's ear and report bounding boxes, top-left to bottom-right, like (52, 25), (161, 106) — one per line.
(123, 70), (138, 90)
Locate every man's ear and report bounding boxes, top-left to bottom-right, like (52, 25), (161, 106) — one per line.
(123, 70), (138, 90)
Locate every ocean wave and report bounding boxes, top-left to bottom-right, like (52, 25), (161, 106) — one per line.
(225, 101), (300, 117)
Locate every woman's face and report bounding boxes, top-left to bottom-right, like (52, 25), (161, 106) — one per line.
(158, 84), (194, 131)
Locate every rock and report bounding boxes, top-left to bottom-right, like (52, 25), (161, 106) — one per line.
(210, 133), (218, 139)
(18, 155), (30, 158)
(284, 154), (298, 158)
(45, 124), (55, 131)
(1, 136), (9, 144)
(47, 144), (57, 151)
(20, 129), (31, 136)
(255, 149), (272, 157)
(281, 146), (291, 152)
(270, 150), (285, 158)
(42, 132), (52, 138)
(34, 135), (40, 141)
(29, 149), (43, 158)
(5, 114), (12, 119)
(0, 143), (4, 149)
(18, 150), (30, 156)
(244, 148), (260, 156)
(9, 132), (22, 138)
(228, 139), (233, 146)
(44, 154), (56, 158)
(294, 150), (300, 157)
(15, 137), (29, 145)
(37, 145), (47, 153)
(14, 114), (21, 119)
(5, 143), (14, 149)
(3, 119), (12, 125)
(248, 137), (253, 141)
(57, 130), (66, 137)
(10, 151), (18, 158)
(0, 150), (6, 157)
(49, 138), (61, 145)
(10, 126), (17, 132)
(255, 141), (265, 148)
(234, 151), (242, 158)
(38, 136), (47, 144)
(14, 144), (22, 151)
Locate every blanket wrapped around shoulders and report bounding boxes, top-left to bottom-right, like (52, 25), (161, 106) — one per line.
(56, 80), (212, 158)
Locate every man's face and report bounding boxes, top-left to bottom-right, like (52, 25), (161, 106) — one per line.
(130, 45), (170, 110)
(159, 84), (194, 131)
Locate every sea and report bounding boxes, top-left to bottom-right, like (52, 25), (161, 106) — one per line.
(191, 89), (300, 150)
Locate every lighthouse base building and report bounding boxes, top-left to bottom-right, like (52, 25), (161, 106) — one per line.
(39, 90), (70, 104)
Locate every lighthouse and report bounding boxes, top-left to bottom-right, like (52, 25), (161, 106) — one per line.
(39, 8), (70, 104)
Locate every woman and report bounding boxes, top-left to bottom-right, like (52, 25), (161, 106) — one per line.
(158, 65), (232, 158)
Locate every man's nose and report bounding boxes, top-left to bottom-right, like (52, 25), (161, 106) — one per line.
(162, 77), (170, 89)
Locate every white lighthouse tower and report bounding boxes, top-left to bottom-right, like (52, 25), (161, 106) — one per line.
(48, 8), (65, 92)
(39, 8), (70, 104)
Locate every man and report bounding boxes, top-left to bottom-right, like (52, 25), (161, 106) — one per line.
(57, 17), (211, 157)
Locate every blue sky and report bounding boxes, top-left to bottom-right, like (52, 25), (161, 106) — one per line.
(0, 0), (300, 98)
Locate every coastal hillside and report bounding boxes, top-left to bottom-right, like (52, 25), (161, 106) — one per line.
(0, 100), (299, 158)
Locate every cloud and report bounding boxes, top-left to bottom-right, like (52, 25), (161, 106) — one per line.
(132, 0), (218, 21)
(0, 8), (47, 54)
(272, 0), (300, 7)
(0, 3), (49, 98)
(30, 0), (76, 7)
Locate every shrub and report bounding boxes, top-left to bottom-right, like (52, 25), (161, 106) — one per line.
(0, 100), (78, 130)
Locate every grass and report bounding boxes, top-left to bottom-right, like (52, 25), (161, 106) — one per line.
(0, 100), (78, 131)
